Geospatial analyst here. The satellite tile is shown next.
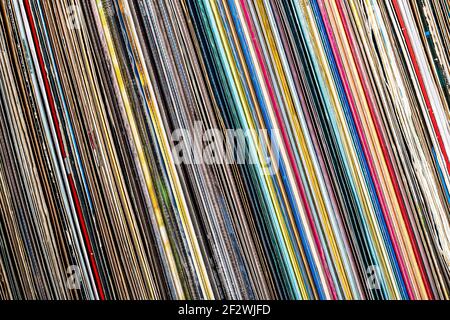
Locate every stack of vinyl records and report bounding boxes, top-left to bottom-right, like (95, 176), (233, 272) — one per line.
(0, 0), (450, 300)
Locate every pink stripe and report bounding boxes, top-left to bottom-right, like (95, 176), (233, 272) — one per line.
(317, 0), (414, 298)
(336, 0), (431, 298)
(239, 0), (337, 299)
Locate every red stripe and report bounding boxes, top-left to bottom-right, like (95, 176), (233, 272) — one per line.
(335, 0), (432, 299)
(392, 0), (450, 176)
(317, 0), (415, 298)
(23, 0), (105, 300)
(240, 0), (337, 299)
